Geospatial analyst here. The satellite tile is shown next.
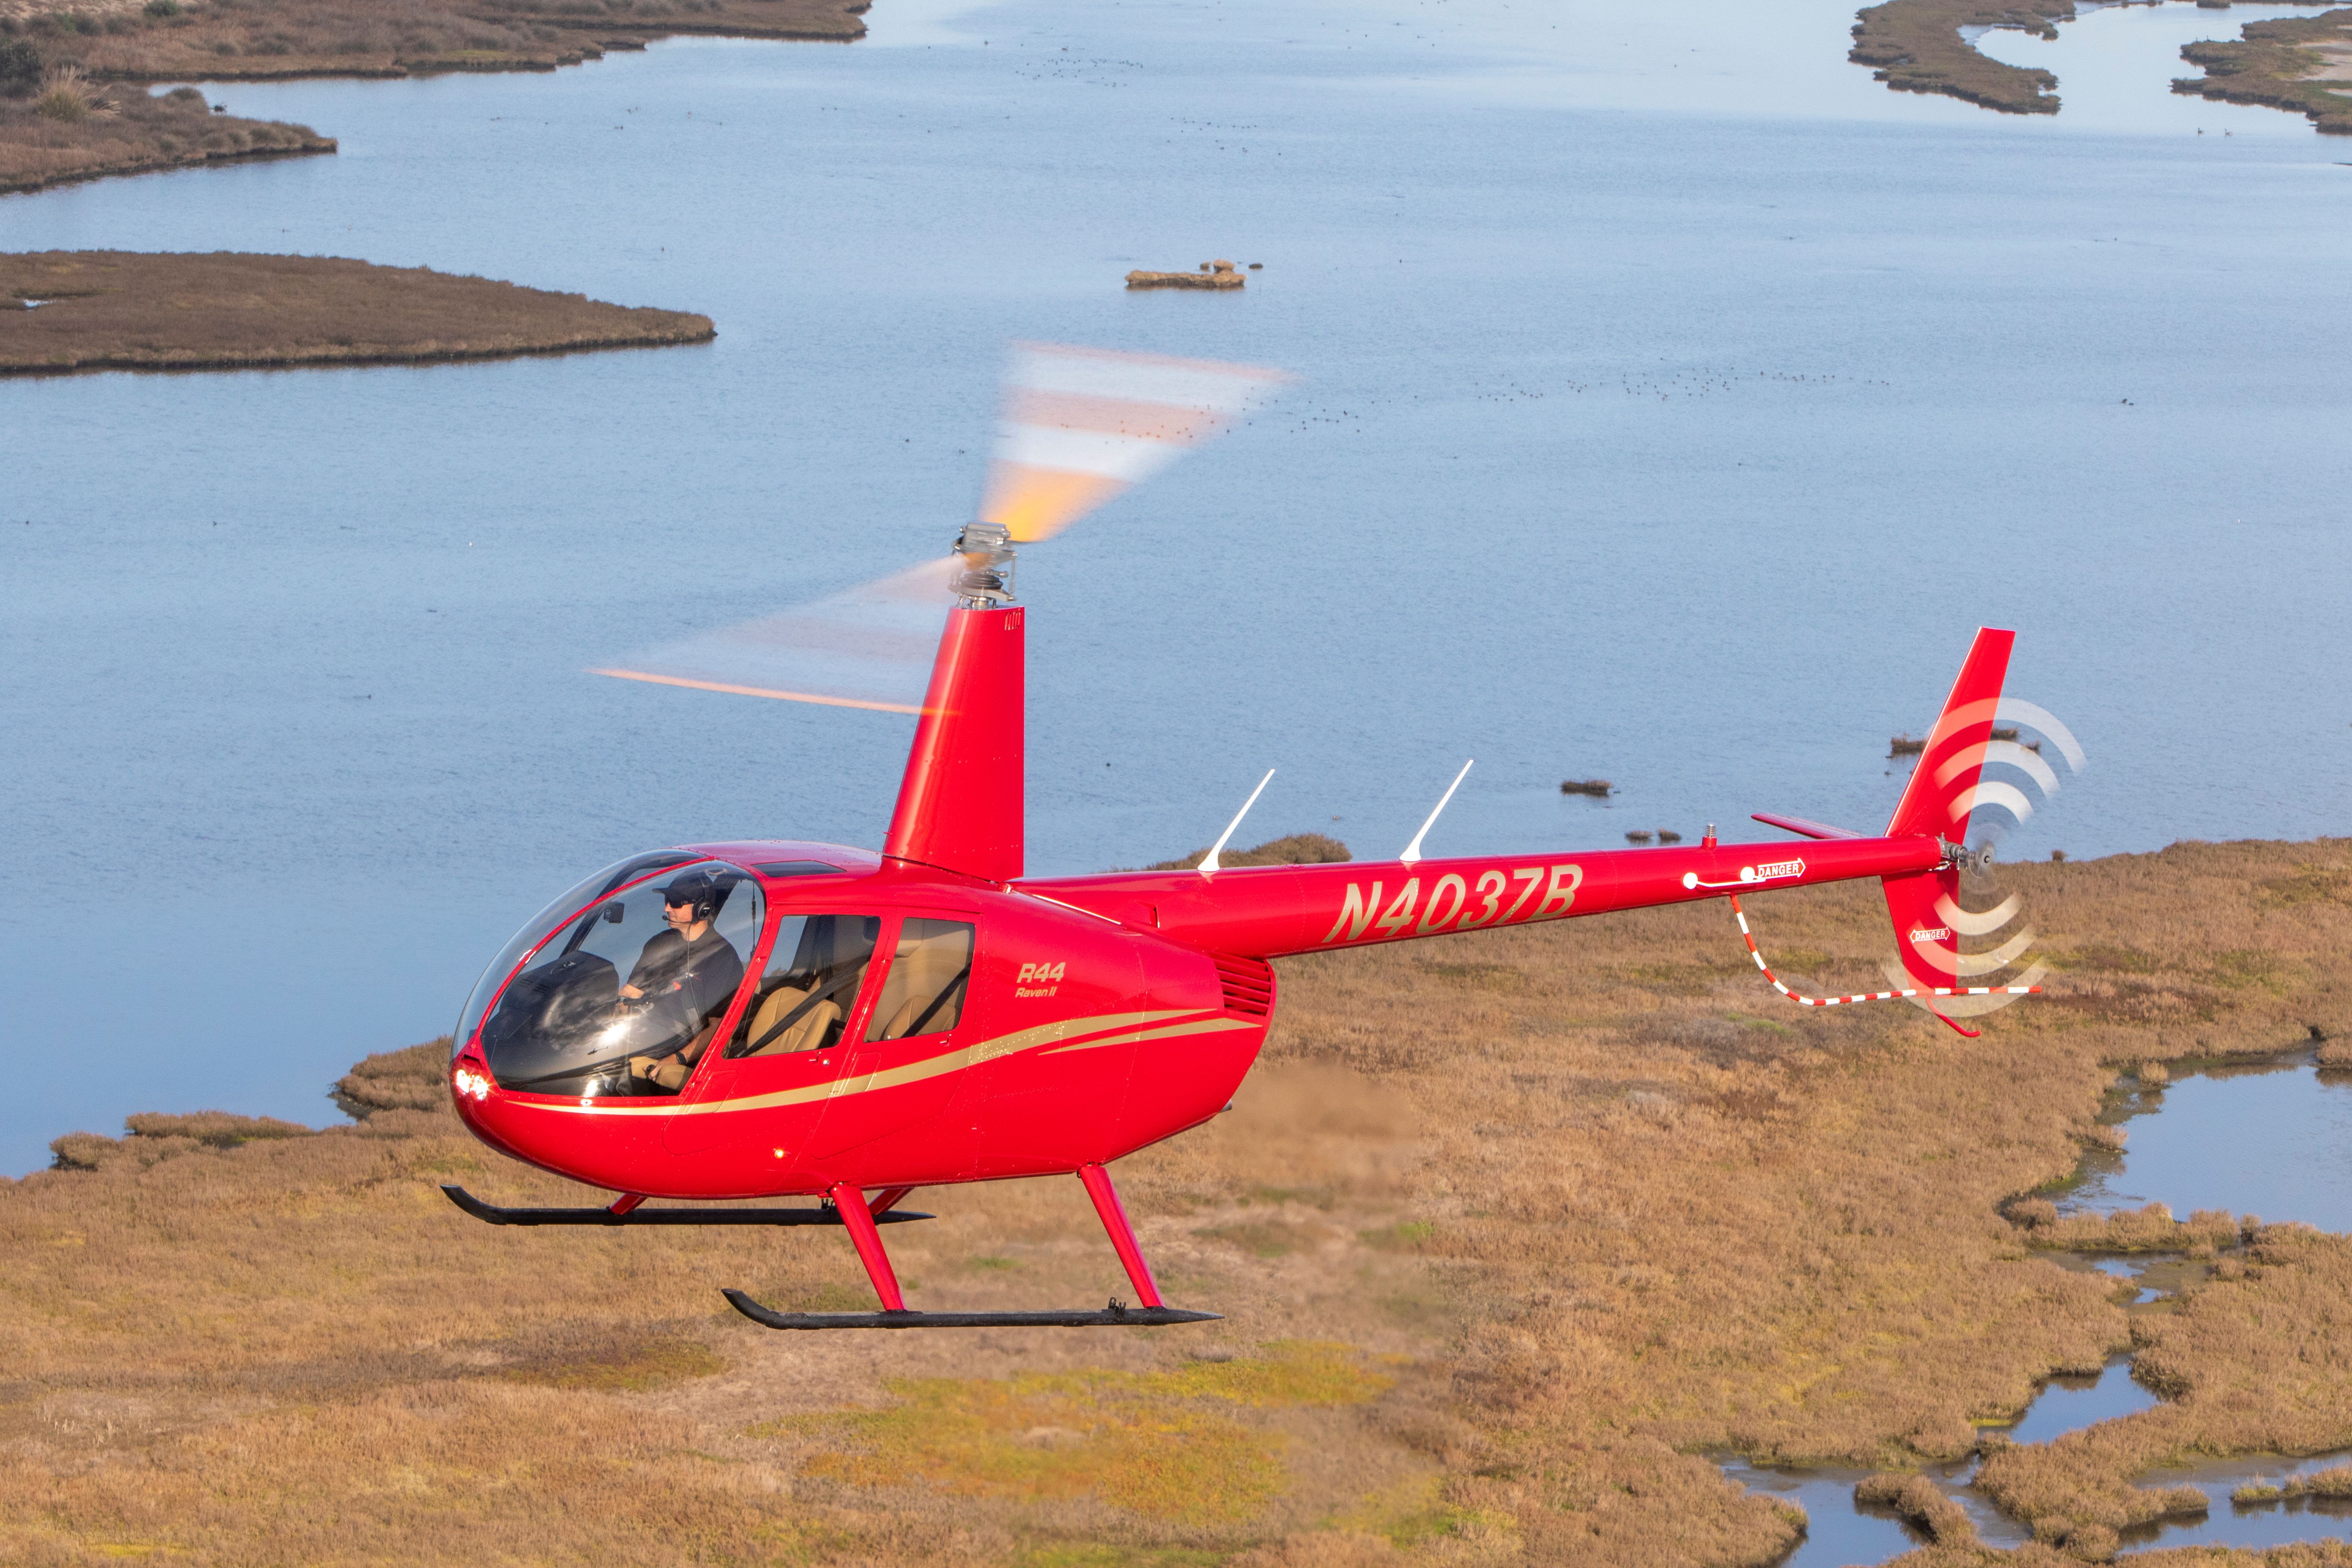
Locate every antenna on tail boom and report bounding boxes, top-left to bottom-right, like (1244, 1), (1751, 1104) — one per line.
(1198, 770), (1276, 875)
(1400, 760), (1473, 866)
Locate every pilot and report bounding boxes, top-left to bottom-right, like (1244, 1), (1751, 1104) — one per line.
(623, 870), (745, 1092)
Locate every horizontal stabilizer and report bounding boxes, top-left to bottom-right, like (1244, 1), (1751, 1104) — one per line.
(1751, 812), (1862, 841)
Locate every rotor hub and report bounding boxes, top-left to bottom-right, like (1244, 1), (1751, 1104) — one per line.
(952, 521), (1017, 608)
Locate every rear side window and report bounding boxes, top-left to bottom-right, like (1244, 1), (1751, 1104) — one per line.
(729, 914), (880, 1058)
(867, 919), (976, 1041)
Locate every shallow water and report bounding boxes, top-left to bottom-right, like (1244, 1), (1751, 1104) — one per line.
(2070, 1060), (2352, 1233)
(3, 0), (2351, 1168)
(1727, 1057), (2352, 1562)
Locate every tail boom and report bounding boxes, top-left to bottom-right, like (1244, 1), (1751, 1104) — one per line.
(1019, 833), (1944, 960)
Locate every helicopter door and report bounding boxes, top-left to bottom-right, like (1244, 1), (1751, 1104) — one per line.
(662, 912), (881, 1159)
(798, 914), (979, 1169)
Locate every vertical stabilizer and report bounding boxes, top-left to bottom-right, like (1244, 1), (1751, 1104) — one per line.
(1884, 628), (2014, 842)
(884, 606), (1024, 882)
(1881, 626), (2012, 991)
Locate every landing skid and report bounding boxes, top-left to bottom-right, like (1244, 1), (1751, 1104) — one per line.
(441, 1185), (933, 1228)
(722, 1289), (1220, 1330)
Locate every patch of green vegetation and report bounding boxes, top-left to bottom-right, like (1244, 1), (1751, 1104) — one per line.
(2257, 866), (2352, 909)
(1340, 1474), (1520, 1549)
(1359, 1219), (1437, 1252)
(970, 1255), (1023, 1272)
(1009, 1545), (1226, 1568)
(2207, 950), (2288, 991)
(760, 1343), (1391, 1523)
(505, 1335), (725, 1392)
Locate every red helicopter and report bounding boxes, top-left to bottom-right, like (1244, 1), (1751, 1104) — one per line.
(443, 345), (2071, 1329)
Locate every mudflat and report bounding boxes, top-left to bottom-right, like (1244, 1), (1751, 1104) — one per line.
(0, 250), (714, 372)
(4, 836), (2350, 1564)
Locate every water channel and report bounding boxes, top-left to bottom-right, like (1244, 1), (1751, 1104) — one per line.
(2, 0), (2349, 1172)
(1727, 1055), (2352, 1563)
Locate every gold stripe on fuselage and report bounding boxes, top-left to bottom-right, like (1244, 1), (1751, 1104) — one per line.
(509, 1008), (1241, 1119)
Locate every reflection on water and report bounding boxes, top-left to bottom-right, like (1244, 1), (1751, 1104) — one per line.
(1718, 1460), (1935, 1568)
(2130, 1451), (2352, 1553)
(2067, 1060), (2352, 1234)
(2002, 1355), (2159, 1448)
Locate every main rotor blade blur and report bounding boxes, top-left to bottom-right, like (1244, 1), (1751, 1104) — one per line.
(981, 342), (1292, 542)
(591, 558), (953, 715)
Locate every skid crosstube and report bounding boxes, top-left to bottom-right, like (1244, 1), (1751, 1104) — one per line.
(441, 1185), (932, 1228)
(722, 1289), (1220, 1330)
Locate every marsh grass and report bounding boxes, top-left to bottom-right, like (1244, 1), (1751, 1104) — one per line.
(3, 0), (867, 85)
(7, 838), (2352, 1563)
(1148, 833), (1352, 873)
(0, 250), (712, 371)
(0, 82), (327, 193)
(1849, 0), (2069, 114)
(2177, 8), (2352, 135)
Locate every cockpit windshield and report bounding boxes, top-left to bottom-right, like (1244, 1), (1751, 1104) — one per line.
(457, 856), (762, 1097)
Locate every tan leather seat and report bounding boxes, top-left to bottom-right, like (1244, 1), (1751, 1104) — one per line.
(873, 931), (971, 1040)
(742, 983), (840, 1057)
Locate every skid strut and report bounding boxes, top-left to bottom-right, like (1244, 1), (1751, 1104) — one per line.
(725, 1163), (1220, 1330)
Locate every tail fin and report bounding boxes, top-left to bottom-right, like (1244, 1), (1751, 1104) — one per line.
(1882, 628), (2012, 992)
(883, 606), (1024, 882)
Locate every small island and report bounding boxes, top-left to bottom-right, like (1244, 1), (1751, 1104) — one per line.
(0, 251), (714, 374)
(0, 0), (868, 196)
(2176, 5), (2352, 134)
(0, 73), (334, 195)
(1127, 259), (1246, 290)
(1850, 0), (2352, 129)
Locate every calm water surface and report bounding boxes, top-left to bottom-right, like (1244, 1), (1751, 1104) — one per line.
(2072, 1061), (2352, 1232)
(3, 0), (2349, 1168)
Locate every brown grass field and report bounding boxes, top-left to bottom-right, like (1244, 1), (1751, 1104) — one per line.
(0, 250), (713, 371)
(6, 836), (2352, 1565)
(0, 0), (865, 194)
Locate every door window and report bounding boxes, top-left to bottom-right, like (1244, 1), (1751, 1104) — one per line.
(728, 914), (881, 1058)
(866, 919), (976, 1041)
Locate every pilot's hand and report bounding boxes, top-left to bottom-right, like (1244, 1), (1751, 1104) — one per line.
(618, 984), (645, 1001)
(627, 1056), (655, 1079)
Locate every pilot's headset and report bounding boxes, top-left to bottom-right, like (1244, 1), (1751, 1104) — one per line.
(662, 870), (728, 924)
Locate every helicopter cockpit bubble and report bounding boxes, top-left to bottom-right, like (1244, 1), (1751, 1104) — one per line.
(454, 854), (763, 1099)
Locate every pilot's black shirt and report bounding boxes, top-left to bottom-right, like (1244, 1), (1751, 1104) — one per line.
(627, 926), (746, 1025)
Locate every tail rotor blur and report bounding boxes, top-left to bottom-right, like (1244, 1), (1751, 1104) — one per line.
(1879, 692), (2086, 1020)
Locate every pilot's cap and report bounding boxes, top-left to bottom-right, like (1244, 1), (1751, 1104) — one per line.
(662, 870), (726, 917)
